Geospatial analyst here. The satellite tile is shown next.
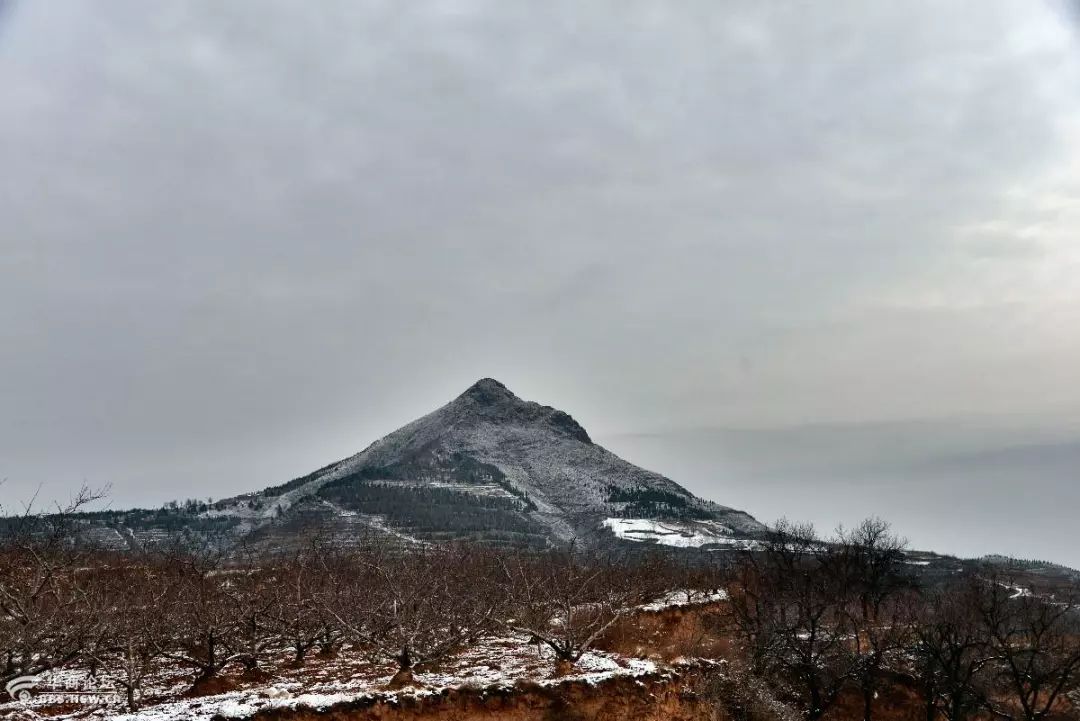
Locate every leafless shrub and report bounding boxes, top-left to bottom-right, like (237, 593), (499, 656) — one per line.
(701, 660), (801, 721)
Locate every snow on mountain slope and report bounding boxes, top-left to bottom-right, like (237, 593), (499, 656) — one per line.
(603, 518), (760, 550)
(206, 378), (763, 547)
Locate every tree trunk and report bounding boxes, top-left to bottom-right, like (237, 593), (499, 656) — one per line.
(204, 633), (216, 677)
(807, 684), (825, 721)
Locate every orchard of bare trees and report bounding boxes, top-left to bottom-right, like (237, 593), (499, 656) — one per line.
(1, 496), (1078, 719)
(0, 493), (705, 711)
(727, 518), (1080, 721)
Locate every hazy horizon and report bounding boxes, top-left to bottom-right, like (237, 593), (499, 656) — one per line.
(2, 2), (1079, 567)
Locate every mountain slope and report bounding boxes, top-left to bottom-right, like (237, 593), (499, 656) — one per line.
(70, 379), (765, 550)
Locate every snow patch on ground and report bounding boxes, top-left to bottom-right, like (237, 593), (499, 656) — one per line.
(0, 637), (661, 721)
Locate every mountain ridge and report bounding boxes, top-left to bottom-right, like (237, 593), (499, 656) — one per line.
(60, 378), (765, 551)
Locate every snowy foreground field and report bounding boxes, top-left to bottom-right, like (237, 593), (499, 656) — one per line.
(0, 592), (724, 721)
(1, 640), (656, 721)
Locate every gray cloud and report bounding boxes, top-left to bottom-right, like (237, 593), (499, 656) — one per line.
(2, 1), (1078, 564)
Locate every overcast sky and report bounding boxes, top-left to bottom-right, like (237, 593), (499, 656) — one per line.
(2, 1), (1079, 566)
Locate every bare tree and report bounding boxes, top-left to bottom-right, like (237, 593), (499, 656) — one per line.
(267, 551), (325, 666)
(324, 544), (501, 684)
(836, 518), (915, 721)
(0, 485), (108, 684)
(977, 577), (1080, 721)
(912, 578), (994, 721)
(161, 543), (242, 690)
(498, 545), (646, 667)
(84, 556), (173, 711)
(728, 520), (857, 721)
(316, 539), (396, 666)
(222, 547), (279, 677)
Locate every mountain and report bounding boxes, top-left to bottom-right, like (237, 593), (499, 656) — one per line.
(64, 378), (764, 551)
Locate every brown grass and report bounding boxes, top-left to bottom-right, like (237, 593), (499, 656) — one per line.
(596, 601), (733, 661)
